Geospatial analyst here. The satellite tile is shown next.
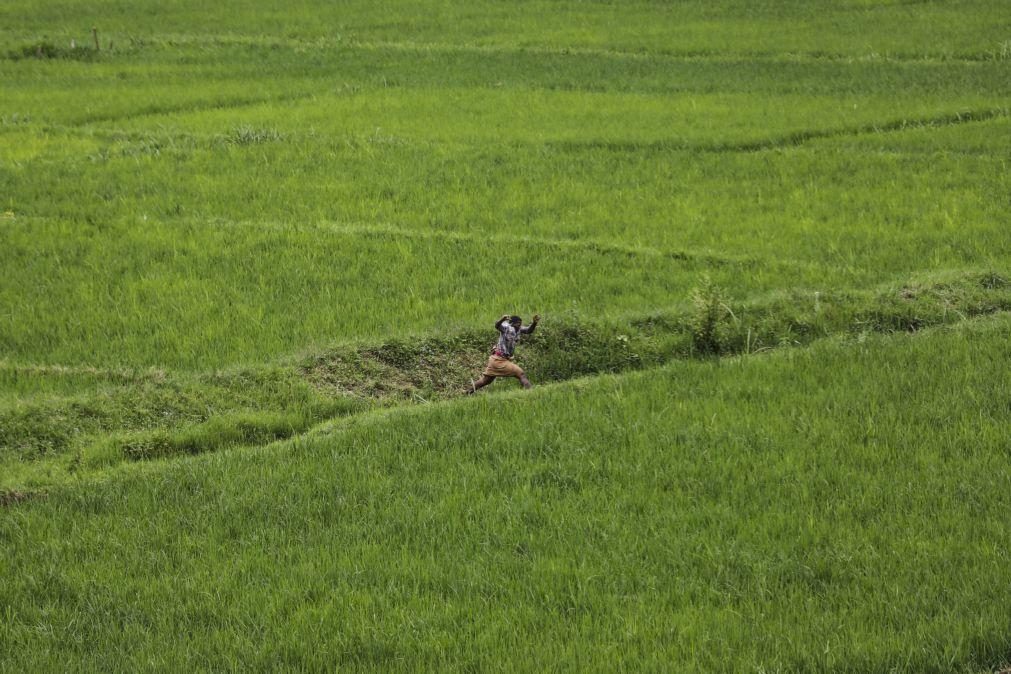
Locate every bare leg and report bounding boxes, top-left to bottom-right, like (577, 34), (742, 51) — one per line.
(467, 374), (496, 394)
(518, 374), (533, 389)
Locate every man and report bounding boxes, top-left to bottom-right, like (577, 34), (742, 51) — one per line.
(467, 313), (540, 393)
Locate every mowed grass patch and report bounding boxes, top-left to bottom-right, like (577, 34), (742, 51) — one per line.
(0, 360), (367, 486)
(1, 317), (1009, 671)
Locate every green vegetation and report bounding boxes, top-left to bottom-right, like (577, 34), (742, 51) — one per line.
(2, 318), (1010, 671)
(1, 0), (1010, 670)
(4, 269), (1009, 491)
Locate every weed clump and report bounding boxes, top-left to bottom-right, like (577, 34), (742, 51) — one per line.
(690, 276), (736, 356)
(369, 339), (415, 368)
(979, 271), (1008, 290)
(224, 125), (284, 146)
(0, 489), (42, 508)
(8, 41), (98, 61)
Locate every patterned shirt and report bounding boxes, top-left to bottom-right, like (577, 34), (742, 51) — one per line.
(493, 318), (536, 358)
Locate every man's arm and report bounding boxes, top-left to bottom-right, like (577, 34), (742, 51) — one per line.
(520, 314), (540, 334)
(495, 315), (510, 332)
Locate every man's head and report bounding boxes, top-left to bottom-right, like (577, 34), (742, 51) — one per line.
(509, 315), (522, 328)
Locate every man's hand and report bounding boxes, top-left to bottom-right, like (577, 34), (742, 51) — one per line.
(501, 314), (510, 322)
(532, 314), (541, 323)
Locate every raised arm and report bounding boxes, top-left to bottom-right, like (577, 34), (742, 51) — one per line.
(495, 315), (510, 332)
(520, 314), (540, 334)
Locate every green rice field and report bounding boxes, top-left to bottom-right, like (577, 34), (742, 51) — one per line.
(2, 1), (1010, 670)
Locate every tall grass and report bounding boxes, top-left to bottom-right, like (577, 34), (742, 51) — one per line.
(3, 25), (1007, 378)
(0, 215), (769, 369)
(3, 127), (1007, 369)
(2, 0), (1008, 58)
(4, 270), (1008, 494)
(2, 318), (1009, 671)
(2, 1), (1010, 669)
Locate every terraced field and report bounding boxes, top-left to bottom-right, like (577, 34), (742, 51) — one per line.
(2, 1), (1010, 670)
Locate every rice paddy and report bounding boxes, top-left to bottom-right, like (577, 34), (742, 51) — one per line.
(1, 0), (1010, 670)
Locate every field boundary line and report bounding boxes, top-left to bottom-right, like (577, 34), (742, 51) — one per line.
(19, 104), (1006, 156)
(724, 107), (1011, 152)
(7, 212), (769, 270)
(355, 39), (1005, 66)
(548, 106), (1010, 154)
(194, 216), (822, 273)
(0, 89), (321, 135)
(76, 89), (320, 127)
(104, 33), (1003, 65)
(0, 361), (169, 380)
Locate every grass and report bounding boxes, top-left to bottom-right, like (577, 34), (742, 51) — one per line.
(2, 113), (1008, 367)
(3, 269), (1008, 495)
(0, 215), (763, 368)
(2, 0), (1009, 58)
(2, 318), (1010, 671)
(2, 0), (1010, 669)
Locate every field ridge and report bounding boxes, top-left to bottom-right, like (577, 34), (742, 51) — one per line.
(10, 33), (1006, 65)
(13, 103), (1008, 153)
(3, 270), (1007, 490)
(4, 305), (1010, 502)
(356, 39), (1011, 64)
(551, 105), (1010, 154)
(197, 218), (769, 269)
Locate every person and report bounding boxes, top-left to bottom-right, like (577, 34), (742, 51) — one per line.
(467, 313), (540, 393)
